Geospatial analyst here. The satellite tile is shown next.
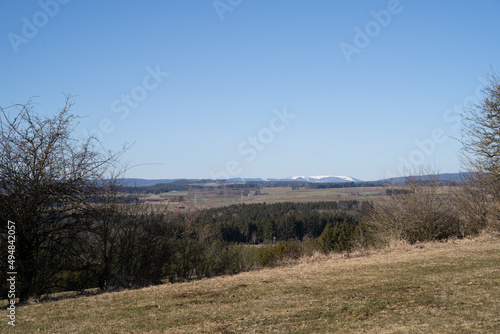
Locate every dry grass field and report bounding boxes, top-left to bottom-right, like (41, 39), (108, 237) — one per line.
(4, 234), (499, 333)
(144, 186), (387, 210)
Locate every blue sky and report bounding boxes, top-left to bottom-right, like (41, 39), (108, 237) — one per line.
(1, 0), (499, 181)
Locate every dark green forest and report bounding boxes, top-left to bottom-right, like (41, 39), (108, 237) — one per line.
(1, 200), (369, 301)
(201, 200), (368, 243)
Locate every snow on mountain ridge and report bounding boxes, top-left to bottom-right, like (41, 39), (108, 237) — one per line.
(289, 175), (358, 182)
(311, 175), (354, 181)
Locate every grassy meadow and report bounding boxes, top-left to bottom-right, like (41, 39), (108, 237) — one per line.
(144, 186), (387, 210)
(4, 234), (499, 333)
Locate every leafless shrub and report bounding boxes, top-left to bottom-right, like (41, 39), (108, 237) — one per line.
(460, 70), (500, 232)
(0, 97), (126, 301)
(365, 168), (462, 245)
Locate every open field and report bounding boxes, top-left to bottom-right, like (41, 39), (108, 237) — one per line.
(141, 186), (387, 210)
(5, 234), (499, 333)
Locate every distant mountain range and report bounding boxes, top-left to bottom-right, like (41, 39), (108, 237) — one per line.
(377, 173), (467, 184)
(287, 175), (362, 183)
(119, 173), (465, 187)
(120, 175), (363, 187)
(221, 175), (363, 183)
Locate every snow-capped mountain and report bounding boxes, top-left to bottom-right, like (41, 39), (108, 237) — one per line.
(120, 175), (364, 187)
(287, 175), (362, 183)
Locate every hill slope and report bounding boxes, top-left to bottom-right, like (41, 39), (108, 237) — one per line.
(7, 235), (500, 333)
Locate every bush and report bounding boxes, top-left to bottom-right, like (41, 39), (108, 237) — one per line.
(402, 211), (462, 243)
(366, 171), (465, 245)
(317, 222), (356, 253)
(256, 240), (302, 266)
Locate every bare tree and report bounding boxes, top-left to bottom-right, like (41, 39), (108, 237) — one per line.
(452, 175), (489, 235)
(0, 97), (124, 301)
(461, 70), (500, 231)
(365, 167), (462, 245)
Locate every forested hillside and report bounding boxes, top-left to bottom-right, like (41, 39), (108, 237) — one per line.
(202, 201), (368, 243)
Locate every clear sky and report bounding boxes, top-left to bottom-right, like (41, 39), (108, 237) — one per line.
(1, 0), (499, 181)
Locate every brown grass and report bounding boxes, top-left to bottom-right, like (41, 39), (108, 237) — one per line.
(143, 186), (387, 210)
(4, 234), (500, 333)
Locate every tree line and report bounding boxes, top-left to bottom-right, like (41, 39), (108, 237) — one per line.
(201, 201), (366, 243)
